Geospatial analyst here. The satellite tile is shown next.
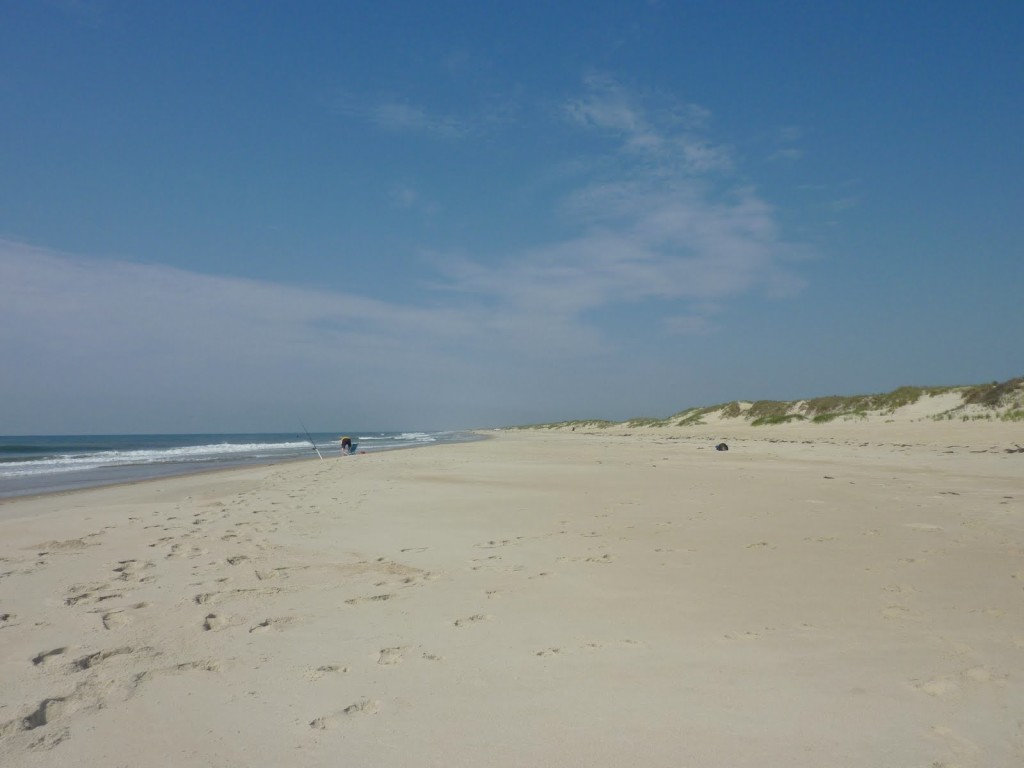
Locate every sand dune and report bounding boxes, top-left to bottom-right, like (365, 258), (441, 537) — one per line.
(1, 421), (1022, 766)
(540, 376), (1024, 431)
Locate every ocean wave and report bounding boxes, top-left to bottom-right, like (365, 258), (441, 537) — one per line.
(0, 431), (482, 497)
(0, 441), (311, 479)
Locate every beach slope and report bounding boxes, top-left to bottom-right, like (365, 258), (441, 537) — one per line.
(1, 425), (1022, 767)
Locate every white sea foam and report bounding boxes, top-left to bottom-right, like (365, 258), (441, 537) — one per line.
(0, 441), (310, 479)
(0, 431), (482, 498)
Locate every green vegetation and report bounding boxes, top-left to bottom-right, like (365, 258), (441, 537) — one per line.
(746, 400), (791, 422)
(962, 377), (1024, 408)
(799, 385), (954, 420)
(811, 411), (868, 424)
(672, 405), (718, 426)
(504, 375), (1023, 430)
(800, 395), (865, 414)
(720, 401), (743, 418)
(751, 414), (806, 426)
(509, 419), (614, 430)
(623, 417), (670, 427)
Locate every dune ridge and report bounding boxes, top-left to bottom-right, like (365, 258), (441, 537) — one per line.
(526, 375), (1024, 430)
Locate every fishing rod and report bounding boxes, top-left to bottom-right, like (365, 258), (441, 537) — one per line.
(299, 419), (324, 460)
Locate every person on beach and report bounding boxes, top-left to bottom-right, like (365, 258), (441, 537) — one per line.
(340, 436), (353, 455)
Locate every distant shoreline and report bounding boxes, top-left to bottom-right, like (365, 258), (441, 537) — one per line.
(0, 431), (485, 503)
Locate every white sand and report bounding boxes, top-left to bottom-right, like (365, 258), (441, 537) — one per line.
(1, 424), (1022, 767)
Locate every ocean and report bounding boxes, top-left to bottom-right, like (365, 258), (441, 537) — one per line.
(0, 431), (482, 500)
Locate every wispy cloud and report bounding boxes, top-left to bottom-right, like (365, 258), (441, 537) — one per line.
(388, 181), (436, 213)
(333, 94), (471, 139)
(430, 76), (805, 338)
(565, 75), (733, 174)
(778, 125), (803, 142)
(662, 313), (715, 336)
(333, 87), (520, 141)
(333, 77), (803, 344)
(367, 100), (469, 138)
(824, 195), (860, 212)
(0, 239), (500, 430)
(769, 147), (803, 161)
(2, 79), (810, 430)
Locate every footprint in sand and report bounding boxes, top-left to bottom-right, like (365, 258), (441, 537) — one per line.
(475, 539), (520, 549)
(309, 699), (380, 729)
(915, 677), (961, 697)
(112, 559), (156, 583)
(913, 665), (1006, 698)
(132, 660), (220, 688)
(344, 593), (395, 606)
(71, 646), (137, 671)
(25, 726), (71, 752)
(12, 678), (103, 738)
(534, 639), (634, 657)
(557, 554), (614, 564)
(973, 607), (1006, 618)
(194, 587), (281, 605)
(249, 617), (296, 633)
(97, 602), (148, 630)
(32, 647), (69, 666)
(882, 583), (916, 594)
(881, 605), (920, 620)
(305, 664), (348, 681)
(203, 613), (231, 631)
(166, 543), (208, 560)
(30, 537), (99, 555)
(963, 666), (998, 683)
(64, 581), (121, 607)
(377, 647), (405, 665)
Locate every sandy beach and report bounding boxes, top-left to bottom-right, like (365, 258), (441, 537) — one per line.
(1, 423), (1022, 767)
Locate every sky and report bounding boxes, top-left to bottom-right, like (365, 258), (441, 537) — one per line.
(1, 1), (1021, 434)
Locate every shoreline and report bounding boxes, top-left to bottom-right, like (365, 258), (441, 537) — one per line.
(1, 425), (1021, 766)
(0, 455), (316, 512)
(0, 431), (488, 505)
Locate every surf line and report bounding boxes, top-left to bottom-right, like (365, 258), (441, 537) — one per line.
(299, 420), (324, 461)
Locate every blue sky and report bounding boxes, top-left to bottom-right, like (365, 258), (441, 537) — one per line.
(1, 1), (1021, 433)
